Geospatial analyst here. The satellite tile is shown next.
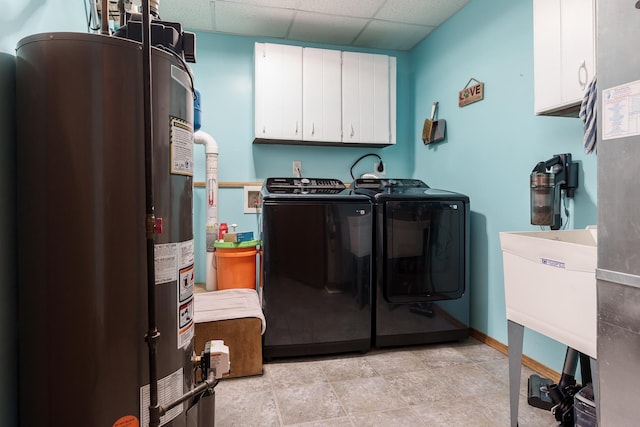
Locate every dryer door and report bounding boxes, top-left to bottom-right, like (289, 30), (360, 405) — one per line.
(383, 200), (465, 303)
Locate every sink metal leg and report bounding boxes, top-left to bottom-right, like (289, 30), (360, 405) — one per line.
(590, 356), (598, 426)
(508, 320), (524, 427)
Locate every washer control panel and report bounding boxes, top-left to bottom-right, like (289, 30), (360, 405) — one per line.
(265, 177), (346, 194)
(352, 178), (429, 190)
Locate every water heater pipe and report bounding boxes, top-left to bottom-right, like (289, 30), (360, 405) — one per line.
(194, 130), (219, 291)
(101, 0), (109, 35)
(138, 0), (162, 425)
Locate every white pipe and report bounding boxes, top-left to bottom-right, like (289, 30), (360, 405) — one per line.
(205, 252), (215, 292)
(195, 130), (219, 155)
(194, 130), (219, 291)
(90, 0), (100, 32)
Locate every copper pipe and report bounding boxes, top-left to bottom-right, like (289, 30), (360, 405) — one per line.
(100, 0), (109, 35)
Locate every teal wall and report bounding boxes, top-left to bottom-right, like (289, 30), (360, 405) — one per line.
(0, 0), (87, 52)
(409, 0), (597, 371)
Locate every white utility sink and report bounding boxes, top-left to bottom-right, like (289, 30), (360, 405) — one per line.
(500, 228), (597, 358)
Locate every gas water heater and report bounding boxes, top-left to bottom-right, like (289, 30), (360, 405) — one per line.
(15, 15), (222, 427)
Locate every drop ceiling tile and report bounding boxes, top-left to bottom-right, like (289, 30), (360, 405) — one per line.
(355, 20), (434, 51)
(213, 2), (295, 37)
(375, 0), (470, 26)
(158, 0), (472, 51)
(288, 11), (369, 46)
(218, 0), (302, 9)
(296, 0), (386, 19)
(159, 0), (214, 31)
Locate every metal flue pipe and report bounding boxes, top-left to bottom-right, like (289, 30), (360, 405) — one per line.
(139, 0), (161, 426)
(101, 0), (109, 34)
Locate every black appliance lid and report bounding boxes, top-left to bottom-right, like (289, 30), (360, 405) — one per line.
(352, 178), (469, 201)
(352, 178), (429, 190)
(263, 177), (348, 195)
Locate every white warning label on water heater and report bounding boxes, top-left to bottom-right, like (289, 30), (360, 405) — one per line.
(178, 264), (195, 302)
(177, 240), (195, 349)
(140, 368), (183, 427)
(178, 297), (194, 349)
(170, 117), (194, 176)
(154, 243), (178, 285)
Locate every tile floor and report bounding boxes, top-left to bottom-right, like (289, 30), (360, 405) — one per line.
(213, 337), (559, 426)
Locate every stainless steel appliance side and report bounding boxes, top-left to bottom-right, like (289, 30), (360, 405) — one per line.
(597, 4), (640, 277)
(596, 2), (640, 425)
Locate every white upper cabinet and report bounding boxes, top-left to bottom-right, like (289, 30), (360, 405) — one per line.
(560, 0), (595, 103)
(342, 52), (391, 145)
(254, 43), (303, 140)
(254, 42), (396, 145)
(533, 0), (596, 116)
(302, 48), (342, 142)
(389, 56), (397, 146)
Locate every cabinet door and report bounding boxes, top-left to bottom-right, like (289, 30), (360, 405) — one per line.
(302, 48), (342, 142)
(560, 0), (595, 104)
(389, 56), (397, 145)
(342, 52), (390, 144)
(533, 0), (562, 114)
(371, 54), (391, 144)
(254, 43), (302, 140)
(533, 0), (595, 115)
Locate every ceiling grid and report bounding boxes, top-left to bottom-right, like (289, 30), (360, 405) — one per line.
(106, 0), (470, 51)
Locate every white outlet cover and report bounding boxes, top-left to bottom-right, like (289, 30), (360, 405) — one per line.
(293, 161), (302, 176)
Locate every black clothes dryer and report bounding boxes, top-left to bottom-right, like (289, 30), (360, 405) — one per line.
(352, 178), (470, 347)
(261, 178), (372, 359)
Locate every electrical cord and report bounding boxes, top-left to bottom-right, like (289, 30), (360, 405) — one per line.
(561, 191), (570, 230)
(86, 0), (120, 33)
(349, 153), (384, 180)
(154, 44), (197, 100)
(87, 3), (194, 99)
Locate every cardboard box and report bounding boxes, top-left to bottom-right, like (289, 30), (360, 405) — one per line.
(223, 231), (255, 243)
(195, 318), (263, 378)
(499, 229), (597, 357)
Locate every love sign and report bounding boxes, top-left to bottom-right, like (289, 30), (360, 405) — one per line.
(458, 79), (484, 107)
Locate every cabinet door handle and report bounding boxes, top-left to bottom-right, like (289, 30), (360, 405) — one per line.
(578, 60), (588, 90)
(295, 121), (299, 135)
(262, 125), (266, 134)
(350, 124), (354, 137)
(311, 123), (315, 136)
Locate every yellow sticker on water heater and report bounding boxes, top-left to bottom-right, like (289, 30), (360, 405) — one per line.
(170, 117), (194, 176)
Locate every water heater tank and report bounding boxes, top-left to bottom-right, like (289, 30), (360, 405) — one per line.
(16, 33), (197, 426)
